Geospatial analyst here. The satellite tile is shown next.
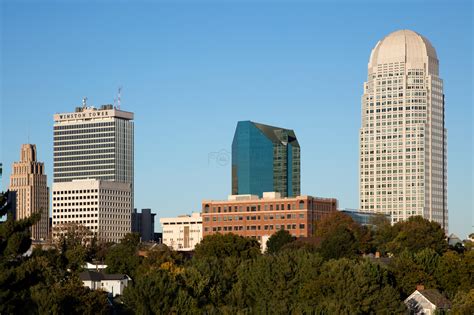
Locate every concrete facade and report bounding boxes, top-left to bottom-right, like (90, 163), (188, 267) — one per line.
(9, 144), (49, 240)
(359, 30), (448, 230)
(202, 192), (337, 242)
(160, 213), (202, 251)
(52, 179), (131, 243)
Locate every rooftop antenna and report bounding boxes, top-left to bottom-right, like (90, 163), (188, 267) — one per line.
(117, 87), (122, 110)
(82, 97), (88, 109)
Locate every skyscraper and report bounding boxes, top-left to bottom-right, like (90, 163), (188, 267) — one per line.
(232, 121), (300, 198)
(53, 103), (133, 184)
(359, 30), (447, 230)
(52, 101), (134, 241)
(9, 144), (49, 240)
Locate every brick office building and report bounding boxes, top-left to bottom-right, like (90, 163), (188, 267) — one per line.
(202, 192), (337, 242)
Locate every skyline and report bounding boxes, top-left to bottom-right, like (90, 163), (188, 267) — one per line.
(1, 1), (472, 238)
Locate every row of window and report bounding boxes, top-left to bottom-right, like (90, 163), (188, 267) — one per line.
(204, 224), (305, 232)
(54, 121), (115, 130)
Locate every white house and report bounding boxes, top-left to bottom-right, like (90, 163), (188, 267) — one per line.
(404, 288), (451, 314)
(79, 271), (131, 297)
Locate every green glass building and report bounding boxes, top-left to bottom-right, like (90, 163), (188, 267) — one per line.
(232, 121), (300, 198)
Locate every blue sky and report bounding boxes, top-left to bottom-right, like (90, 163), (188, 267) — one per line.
(1, 0), (472, 238)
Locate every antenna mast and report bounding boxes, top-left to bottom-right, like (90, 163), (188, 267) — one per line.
(117, 87), (122, 110)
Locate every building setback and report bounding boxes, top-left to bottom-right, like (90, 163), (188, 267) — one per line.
(202, 192), (337, 242)
(9, 144), (49, 240)
(232, 121), (300, 198)
(160, 213), (202, 251)
(52, 179), (131, 243)
(132, 208), (156, 242)
(359, 30), (447, 230)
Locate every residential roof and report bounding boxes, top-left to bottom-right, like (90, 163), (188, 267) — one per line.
(418, 289), (451, 309)
(79, 270), (129, 282)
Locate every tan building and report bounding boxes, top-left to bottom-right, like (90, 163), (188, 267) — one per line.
(52, 179), (131, 243)
(9, 144), (49, 240)
(202, 192), (337, 243)
(360, 30), (447, 230)
(160, 213), (202, 251)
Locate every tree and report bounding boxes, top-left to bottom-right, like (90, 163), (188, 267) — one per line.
(123, 269), (194, 314)
(193, 233), (261, 260)
(390, 249), (440, 297)
(105, 233), (141, 277)
(451, 289), (474, 314)
(318, 226), (360, 260)
(301, 259), (406, 314)
(266, 229), (295, 254)
(386, 216), (448, 255)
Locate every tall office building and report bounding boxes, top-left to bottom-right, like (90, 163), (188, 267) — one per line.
(359, 30), (447, 230)
(9, 144), (49, 240)
(232, 121), (300, 198)
(53, 103), (133, 184)
(52, 101), (134, 241)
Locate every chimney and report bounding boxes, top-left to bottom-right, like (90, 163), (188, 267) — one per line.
(416, 284), (425, 291)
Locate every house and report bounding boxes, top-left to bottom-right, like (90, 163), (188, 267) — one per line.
(447, 233), (463, 247)
(404, 288), (451, 314)
(83, 262), (108, 271)
(79, 270), (131, 297)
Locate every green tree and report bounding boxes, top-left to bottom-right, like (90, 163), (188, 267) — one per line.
(301, 259), (406, 314)
(266, 229), (295, 254)
(231, 250), (325, 314)
(390, 249), (440, 297)
(386, 216), (448, 255)
(193, 233), (261, 260)
(451, 289), (474, 314)
(105, 233), (141, 277)
(123, 269), (194, 314)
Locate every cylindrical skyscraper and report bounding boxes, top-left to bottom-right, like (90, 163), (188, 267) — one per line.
(359, 30), (447, 231)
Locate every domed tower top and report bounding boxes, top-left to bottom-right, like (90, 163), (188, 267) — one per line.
(368, 29), (439, 75)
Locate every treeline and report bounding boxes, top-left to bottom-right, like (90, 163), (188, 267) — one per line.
(1, 191), (473, 314)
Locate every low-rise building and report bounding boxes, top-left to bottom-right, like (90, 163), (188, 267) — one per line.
(202, 192), (337, 243)
(79, 270), (131, 297)
(404, 287), (451, 314)
(160, 213), (202, 251)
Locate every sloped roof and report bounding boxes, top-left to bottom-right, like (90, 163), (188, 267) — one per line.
(419, 289), (451, 309)
(79, 270), (129, 282)
(252, 121), (300, 148)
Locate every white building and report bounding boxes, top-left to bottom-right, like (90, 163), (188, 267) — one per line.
(79, 271), (131, 297)
(160, 213), (202, 251)
(52, 179), (131, 243)
(359, 30), (448, 230)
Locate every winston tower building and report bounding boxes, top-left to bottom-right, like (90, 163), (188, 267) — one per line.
(52, 102), (134, 242)
(359, 30), (447, 230)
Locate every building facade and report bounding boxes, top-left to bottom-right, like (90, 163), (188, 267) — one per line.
(52, 179), (131, 243)
(132, 208), (156, 242)
(340, 209), (390, 226)
(202, 192), (337, 242)
(232, 121), (300, 198)
(52, 101), (134, 242)
(9, 144), (49, 240)
(359, 30), (447, 230)
(53, 103), (134, 185)
(160, 213), (202, 251)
